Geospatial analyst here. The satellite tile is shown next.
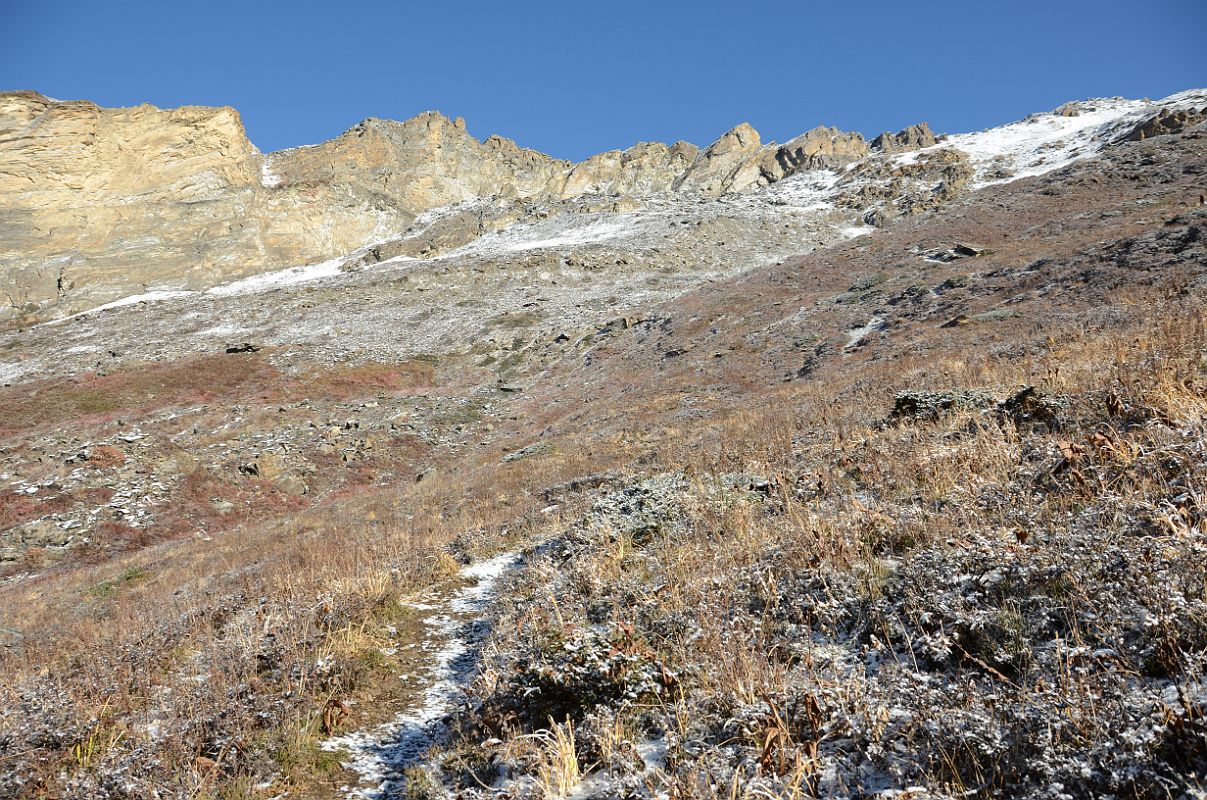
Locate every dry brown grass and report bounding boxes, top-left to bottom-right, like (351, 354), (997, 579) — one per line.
(439, 290), (1207, 799)
(0, 391), (637, 796)
(3, 285), (1202, 797)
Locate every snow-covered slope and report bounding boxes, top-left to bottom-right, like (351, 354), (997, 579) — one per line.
(900, 89), (1207, 188)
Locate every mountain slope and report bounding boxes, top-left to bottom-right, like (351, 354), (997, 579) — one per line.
(0, 90), (1204, 799)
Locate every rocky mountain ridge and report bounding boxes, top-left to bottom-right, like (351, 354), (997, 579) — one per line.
(2, 88), (1204, 333)
(0, 90), (906, 325)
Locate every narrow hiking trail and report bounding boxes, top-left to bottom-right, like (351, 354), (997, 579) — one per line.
(324, 551), (522, 799)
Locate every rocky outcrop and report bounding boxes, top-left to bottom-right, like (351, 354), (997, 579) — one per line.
(2, 92), (880, 324)
(559, 141), (699, 197)
(674, 122), (766, 195)
(670, 122), (868, 196)
(2, 92), (890, 325)
(265, 112), (572, 209)
(871, 122), (937, 153)
(0, 91), (411, 324)
(1118, 107), (1207, 142)
(761, 125), (869, 181)
(836, 147), (973, 226)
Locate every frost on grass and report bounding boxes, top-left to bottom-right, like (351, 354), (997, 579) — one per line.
(420, 375), (1207, 799)
(324, 551), (521, 799)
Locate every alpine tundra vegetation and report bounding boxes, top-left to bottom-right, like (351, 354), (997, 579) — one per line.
(1, 4), (1206, 798)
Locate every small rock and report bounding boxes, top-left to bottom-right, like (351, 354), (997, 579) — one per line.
(274, 475), (308, 496)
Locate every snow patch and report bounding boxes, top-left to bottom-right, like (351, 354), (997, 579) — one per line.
(439, 215), (640, 260)
(46, 290), (196, 326)
(325, 551), (521, 799)
(260, 157), (282, 189)
(912, 90), (1205, 189)
(839, 221), (874, 239)
(944, 97), (1148, 187)
(764, 168), (841, 209)
(205, 257), (347, 297)
(0, 361), (30, 385)
(846, 315), (885, 349)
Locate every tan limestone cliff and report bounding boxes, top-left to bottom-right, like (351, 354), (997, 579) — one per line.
(0, 92), (873, 325)
(0, 91), (408, 322)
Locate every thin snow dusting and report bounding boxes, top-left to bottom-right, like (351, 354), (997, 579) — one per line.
(260, 156), (282, 189)
(437, 214), (642, 260)
(23, 88), (1205, 339)
(325, 551), (522, 799)
(763, 167), (842, 208)
(0, 361), (29, 386)
(941, 97), (1148, 187)
(46, 290), (196, 326)
(193, 322), (251, 338)
(839, 221), (874, 240)
(906, 89), (1206, 189)
(205, 257), (347, 297)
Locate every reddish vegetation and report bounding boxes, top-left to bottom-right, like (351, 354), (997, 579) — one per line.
(74, 486), (114, 505)
(75, 521), (158, 562)
(0, 352), (283, 434)
(0, 491), (41, 529)
(86, 444), (126, 468)
(156, 469), (309, 538)
(301, 361), (436, 398)
(0, 122), (1204, 799)
(0, 354), (436, 434)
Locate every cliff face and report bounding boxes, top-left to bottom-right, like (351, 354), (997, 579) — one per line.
(0, 91), (872, 325)
(0, 92), (408, 322)
(263, 112), (573, 209)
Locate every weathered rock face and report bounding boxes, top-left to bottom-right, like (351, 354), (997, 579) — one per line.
(0, 91), (410, 323)
(265, 112), (572, 209)
(559, 141), (699, 197)
(671, 123), (870, 195)
(1118, 107), (1207, 142)
(871, 122), (937, 153)
(761, 125), (869, 182)
(674, 122), (765, 195)
(836, 147), (973, 226)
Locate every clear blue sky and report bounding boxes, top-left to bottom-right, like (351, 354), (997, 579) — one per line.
(3, 0), (1204, 161)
